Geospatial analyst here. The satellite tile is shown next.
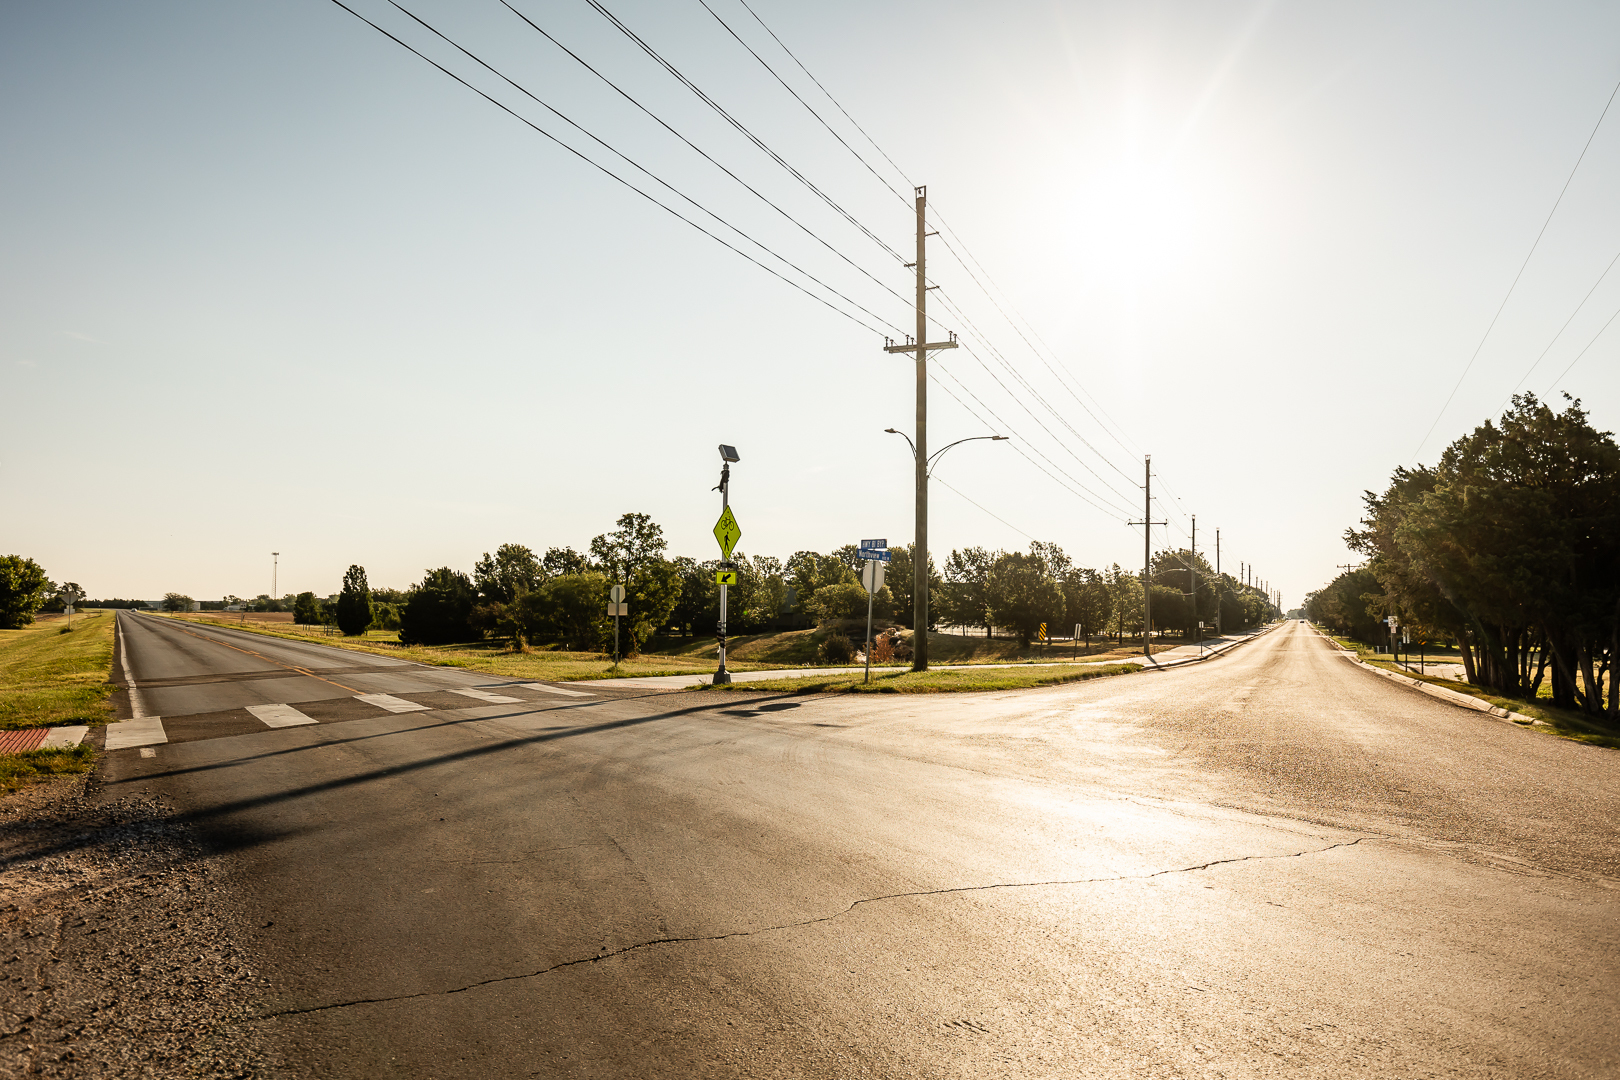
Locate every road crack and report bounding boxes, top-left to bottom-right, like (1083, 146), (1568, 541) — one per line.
(254, 837), (1380, 1021)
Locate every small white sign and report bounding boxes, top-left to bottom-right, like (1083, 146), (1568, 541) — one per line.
(861, 561), (885, 593)
(607, 602), (628, 616)
(610, 585), (625, 603)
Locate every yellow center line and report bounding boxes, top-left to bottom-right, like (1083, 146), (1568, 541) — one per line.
(160, 620), (365, 695)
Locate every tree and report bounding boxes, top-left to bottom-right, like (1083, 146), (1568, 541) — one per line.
(292, 591), (321, 625)
(399, 568), (476, 646)
(807, 581), (894, 623)
(888, 543), (941, 630)
(474, 544), (542, 603)
(941, 546), (997, 636)
(163, 592), (193, 613)
(1103, 564), (1144, 643)
(589, 513), (667, 585)
(541, 546), (589, 578)
(515, 572), (609, 650)
(0, 556), (50, 628)
(621, 558), (682, 653)
(786, 550), (857, 616)
(1064, 568), (1111, 647)
(669, 556), (718, 636)
(985, 551), (1063, 646)
(336, 564), (373, 636)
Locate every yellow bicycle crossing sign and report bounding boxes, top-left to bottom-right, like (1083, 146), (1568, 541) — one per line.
(713, 506), (741, 558)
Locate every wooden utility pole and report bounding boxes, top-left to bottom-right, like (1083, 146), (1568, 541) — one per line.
(1215, 529), (1222, 636)
(1128, 455), (1167, 664)
(883, 185), (957, 672)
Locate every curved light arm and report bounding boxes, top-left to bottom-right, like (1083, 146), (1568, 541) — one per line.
(883, 429), (1006, 475)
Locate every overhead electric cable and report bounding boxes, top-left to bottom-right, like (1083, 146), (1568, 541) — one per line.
(1503, 246), (1620, 404)
(325, 0), (888, 334)
(380, 0), (903, 335)
(696, 0), (911, 208)
(734, 0), (918, 195)
(583, 0), (906, 263)
(497, 0), (915, 324)
(932, 476), (1037, 541)
(1412, 71), (1620, 462)
(929, 365), (1137, 517)
(1546, 301), (1620, 392)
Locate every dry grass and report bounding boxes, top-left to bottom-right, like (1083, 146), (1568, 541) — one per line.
(711, 662), (1143, 695)
(0, 745), (97, 794)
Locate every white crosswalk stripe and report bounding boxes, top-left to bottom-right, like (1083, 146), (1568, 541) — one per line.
(519, 683), (593, 697)
(247, 703), (318, 728)
(449, 688), (523, 704)
(105, 716), (167, 750)
(355, 693), (430, 713)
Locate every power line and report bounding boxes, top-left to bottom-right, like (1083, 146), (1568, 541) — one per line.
(375, 0), (904, 336)
(493, 0), (916, 330)
(1503, 246), (1620, 405)
(932, 476), (1037, 541)
(327, 0), (894, 336)
(696, 0), (911, 208)
(928, 366), (1137, 518)
(1547, 300), (1620, 393)
(1412, 71), (1620, 462)
(583, 0), (905, 263)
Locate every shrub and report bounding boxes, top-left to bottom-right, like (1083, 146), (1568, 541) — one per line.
(399, 568), (476, 645)
(819, 629), (855, 664)
(0, 556), (51, 628)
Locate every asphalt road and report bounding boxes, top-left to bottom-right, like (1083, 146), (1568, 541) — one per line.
(99, 615), (1618, 1078)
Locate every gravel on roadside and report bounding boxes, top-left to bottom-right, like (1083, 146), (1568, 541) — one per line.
(0, 772), (276, 1078)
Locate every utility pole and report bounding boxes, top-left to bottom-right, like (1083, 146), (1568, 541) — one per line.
(1190, 515), (1198, 650)
(883, 185), (957, 672)
(272, 552), (279, 602)
(1215, 529), (1222, 636)
(1128, 455), (1167, 664)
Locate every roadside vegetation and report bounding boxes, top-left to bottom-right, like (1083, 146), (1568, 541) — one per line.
(0, 610), (117, 730)
(1307, 395), (1620, 745)
(0, 744), (97, 794)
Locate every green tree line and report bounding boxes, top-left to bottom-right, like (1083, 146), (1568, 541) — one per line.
(1309, 394), (1620, 719)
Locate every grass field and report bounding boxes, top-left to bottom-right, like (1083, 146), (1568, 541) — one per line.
(712, 662), (1144, 695)
(0, 744), (97, 793)
(0, 610), (118, 730)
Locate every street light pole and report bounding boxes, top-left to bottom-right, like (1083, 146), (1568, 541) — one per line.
(272, 552), (279, 604)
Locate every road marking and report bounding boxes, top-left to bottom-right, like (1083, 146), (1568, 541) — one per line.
(117, 615), (149, 719)
(519, 683), (593, 697)
(246, 703), (318, 728)
(42, 726), (89, 748)
(355, 693), (429, 713)
(105, 716), (167, 750)
(449, 688), (524, 704)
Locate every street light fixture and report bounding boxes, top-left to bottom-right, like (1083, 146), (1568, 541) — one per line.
(883, 429), (1008, 670)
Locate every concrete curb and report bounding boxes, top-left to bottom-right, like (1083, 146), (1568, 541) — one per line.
(1306, 625), (1543, 727)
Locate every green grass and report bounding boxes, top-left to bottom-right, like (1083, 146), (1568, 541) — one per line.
(0, 744), (97, 794)
(707, 662), (1143, 695)
(0, 610), (117, 730)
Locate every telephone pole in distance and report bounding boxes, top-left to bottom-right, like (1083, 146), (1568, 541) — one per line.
(1128, 455), (1167, 664)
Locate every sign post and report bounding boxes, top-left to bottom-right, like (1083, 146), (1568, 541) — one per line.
(608, 585), (626, 668)
(860, 553), (886, 684)
(712, 445), (741, 685)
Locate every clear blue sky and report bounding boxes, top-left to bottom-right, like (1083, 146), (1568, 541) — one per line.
(5, 0), (1618, 606)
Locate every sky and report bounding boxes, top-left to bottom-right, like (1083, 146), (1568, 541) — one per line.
(5, 0), (1620, 608)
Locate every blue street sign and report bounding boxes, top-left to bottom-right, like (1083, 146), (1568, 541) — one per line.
(859, 548), (892, 563)
(860, 538), (888, 549)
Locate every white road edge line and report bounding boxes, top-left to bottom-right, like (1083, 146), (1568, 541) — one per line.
(116, 614), (149, 719)
(105, 716), (167, 750)
(246, 703), (319, 728)
(355, 693), (430, 714)
(519, 683), (593, 697)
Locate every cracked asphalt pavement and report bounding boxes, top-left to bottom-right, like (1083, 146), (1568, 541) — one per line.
(68, 620), (1620, 1076)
